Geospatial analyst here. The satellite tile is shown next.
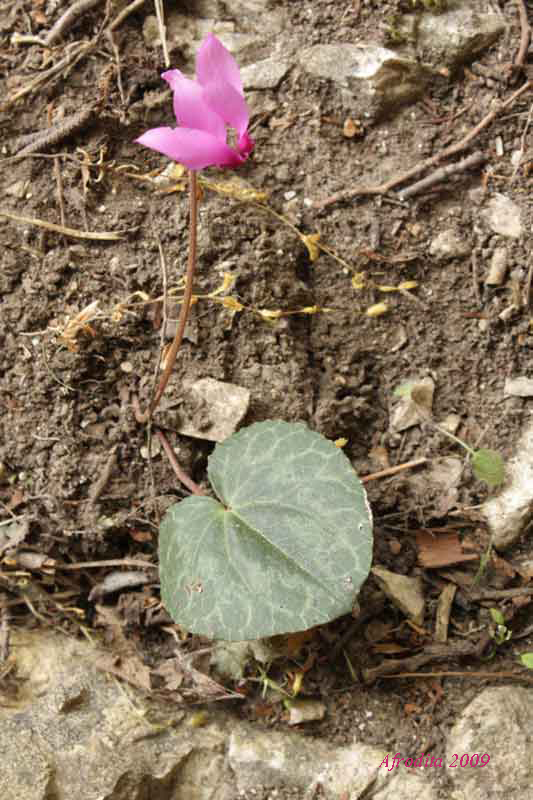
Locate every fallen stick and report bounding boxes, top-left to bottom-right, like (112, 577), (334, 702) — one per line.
(315, 80), (531, 209)
(0, 210), (126, 241)
(398, 151), (486, 200)
(361, 457), (427, 484)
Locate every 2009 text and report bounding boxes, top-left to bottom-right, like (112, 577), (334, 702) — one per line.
(379, 752), (490, 770)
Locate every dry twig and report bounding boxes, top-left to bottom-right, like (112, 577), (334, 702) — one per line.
(44, 0), (105, 46)
(7, 106), (95, 160)
(154, 0), (170, 68)
(514, 0), (531, 69)
(1, 41), (93, 108)
(0, 210), (126, 241)
(361, 457), (427, 484)
(108, 0), (147, 33)
(316, 81), (532, 208)
(398, 151), (486, 200)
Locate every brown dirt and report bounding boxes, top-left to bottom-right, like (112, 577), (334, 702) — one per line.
(1, 2), (533, 797)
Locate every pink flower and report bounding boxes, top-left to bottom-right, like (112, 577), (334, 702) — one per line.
(136, 34), (254, 171)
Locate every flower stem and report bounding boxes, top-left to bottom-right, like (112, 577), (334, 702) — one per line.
(432, 424), (475, 457)
(134, 169), (198, 423)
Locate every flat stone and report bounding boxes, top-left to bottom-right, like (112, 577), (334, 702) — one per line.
(481, 416), (533, 549)
(390, 377), (435, 431)
(175, 378), (250, 442)
(482, 194), (523, 238)
(371, 566), (425, 625)
(241, 57), (290, 89)
(429, 228), (470, 260)
(2, 629), (441, 800)
(504, 376), (533, 398)
(446, 687), (533, 800)
(415, 1), (505, 70)
(299, 43), (431, 120)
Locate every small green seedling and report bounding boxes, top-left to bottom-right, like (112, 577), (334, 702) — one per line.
(519, 653), (533, 670)
(393, 383), (505, 488)
(158, 420), (373, 641)
(489, 608), (512, 646)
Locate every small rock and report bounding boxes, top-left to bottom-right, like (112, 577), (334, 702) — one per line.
(414, 1), (505, 70)
(176, 378), (250, 442)
(429, 229), (470, 260)
(482, 194), (523, 239)
(240, 57), (290, 89)
(210, 640), (274, 681)
(446, 687), (533, 800)
(288, 699), (326, 726)
(140, 438), (161, 459)
(5, 179), (28, 198)
(440, 413), (461, 434)
(390, 377), (435, 432)
(481, 416), (533, 549)
(485, 246), (508, 285)
(371, 566), (425, 625)
(299, 44), (430, 121)
(504, 376), (533, 398)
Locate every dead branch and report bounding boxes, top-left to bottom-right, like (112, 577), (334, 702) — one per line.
(514, 0), (531, 68)
(1, 41), (93, 109)
(11, 106), (95, 159)
(0, 210), (126, 241)
(44, 0), (105, 46)
(108, 0), (147, 33)
(315, 80), (532, 209)
(398, 151), (486, 200)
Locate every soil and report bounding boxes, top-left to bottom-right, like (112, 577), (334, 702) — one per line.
(1, 1), (533, 798)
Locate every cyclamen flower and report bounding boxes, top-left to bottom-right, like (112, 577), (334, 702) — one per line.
(136, 33), (254, 170)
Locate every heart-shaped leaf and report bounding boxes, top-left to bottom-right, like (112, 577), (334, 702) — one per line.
(159, 420), (373, 640)
(471, 448), (505, 487)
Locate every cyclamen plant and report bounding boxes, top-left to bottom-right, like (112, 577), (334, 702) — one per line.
(137, 35), (373, 641)
(137, 33), (254, 170)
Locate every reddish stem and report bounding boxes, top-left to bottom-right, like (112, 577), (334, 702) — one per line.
(135, 169), (199, 422)
(156, 429), (205, 496)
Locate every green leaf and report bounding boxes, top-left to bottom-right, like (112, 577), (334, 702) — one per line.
(489, 608), (505, 626)
(159, 420), (373, 641)
(471, 449), (505, 487)
(519, 653), (533, 670)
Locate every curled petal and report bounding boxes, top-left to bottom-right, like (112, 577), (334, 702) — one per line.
(136, 126), (244, 170)
(237, 131), (254, 158)
(162, 69), (226, 141)
(196, 33), (243, 95)
(202, 78), (249, 139)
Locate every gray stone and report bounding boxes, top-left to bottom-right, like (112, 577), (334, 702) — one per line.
(429, 228), (470, 260)
(504, 376), (533, 398)
(481, 416), (533, 549)
(371, 566), (425, 625)
(299, 44), (431, 120)
(446, 687), (533, 800)
(390, 376), (435, 431)
(173, 377), (250, 442)
(241, 57), (290, 89)
(482, 194), (523, 238)
(2, 630), (442, 800)
(485, 246), (508, 285)
(414, 1), (505, 70)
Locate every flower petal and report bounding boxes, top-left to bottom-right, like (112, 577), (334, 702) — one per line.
(202, 78), (250, 139)
(136, 126), (244, 170)
(237, 130), (254, 158)
(162, 69), (226, 141)
(196, 33), (243, 95)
